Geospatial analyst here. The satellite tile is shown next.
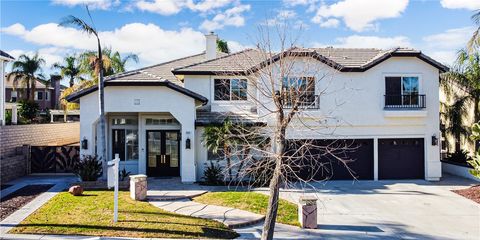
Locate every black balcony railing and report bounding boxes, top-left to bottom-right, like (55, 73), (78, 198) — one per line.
(384, 94), (426, 109)
(282, 92), (320, 109)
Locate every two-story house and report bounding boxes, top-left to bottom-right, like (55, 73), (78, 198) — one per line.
(66, 33), (448, 183)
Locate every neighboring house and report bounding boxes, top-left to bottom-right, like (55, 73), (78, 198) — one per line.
(0, 50), (15, 126)
(66, 33), (448, 183)
(4, 74), (64, 111)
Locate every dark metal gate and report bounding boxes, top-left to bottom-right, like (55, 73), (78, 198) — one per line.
(30, 145), (80, 173)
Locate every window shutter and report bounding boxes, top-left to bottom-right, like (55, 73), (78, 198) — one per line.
(385, 77), (401, 105)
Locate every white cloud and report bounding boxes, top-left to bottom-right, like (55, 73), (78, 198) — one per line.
(200, 4), (251, 31)
(51, 0), (119, 10)
(423, 27), (475, 49)
(312, 0), (409, 32)
(313, 35), (412, 49)
(8, 47), (70, 71)
(134, 0), (235, 15)
(227, 40), (253, 52)
(1, 23), (207, 66)
(1, 23), (27, 35)
(283, 0), (317, 7)
(263, 9), (298, 27)
(319, 18), (339, 28)
(440, 0), (480, 10)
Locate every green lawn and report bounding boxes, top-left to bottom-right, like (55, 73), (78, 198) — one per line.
(194, 191), (299, 226)
(10, 191), (238, 239)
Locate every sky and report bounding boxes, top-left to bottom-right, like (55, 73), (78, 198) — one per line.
(1, 0), (479, 83)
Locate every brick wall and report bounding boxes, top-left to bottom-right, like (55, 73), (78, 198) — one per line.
(0, 122), (80, 182)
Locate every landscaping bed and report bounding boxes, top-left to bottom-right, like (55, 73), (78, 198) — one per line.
(0, 184), (54, 220)
(10, 190), (238, 239)
(452, 185), (480, 204)
(194, 191), (299, 226)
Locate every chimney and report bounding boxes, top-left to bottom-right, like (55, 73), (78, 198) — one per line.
(50, 74), (62, 109)
(205, 31), (217, 61)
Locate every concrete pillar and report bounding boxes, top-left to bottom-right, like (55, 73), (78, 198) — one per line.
(374, 138), (378, 181)
(129, 174), (147, 201)
(298, 196), (318, 229)
(11, 105), (17, 125)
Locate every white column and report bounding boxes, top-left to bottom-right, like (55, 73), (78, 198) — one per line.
(11, 105), (17, 125)
(373, 138), (379, 181)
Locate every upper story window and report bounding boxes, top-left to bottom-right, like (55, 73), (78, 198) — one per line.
(11, 91), (17, 102)
(35, 91), (43, 101)
(385, 76), (425, 109)
(214, 79), (247, 101)
(281, 76), (318, 109)
(45, 91), (49, 101)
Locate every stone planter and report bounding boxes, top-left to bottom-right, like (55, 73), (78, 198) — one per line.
(129, 174), (147, 201)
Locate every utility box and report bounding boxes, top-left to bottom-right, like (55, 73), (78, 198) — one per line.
(298, 196), (318, 229)
(130, 174), (147, 201)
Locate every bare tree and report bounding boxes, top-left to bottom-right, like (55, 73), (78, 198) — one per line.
(202, 24), (359, 239)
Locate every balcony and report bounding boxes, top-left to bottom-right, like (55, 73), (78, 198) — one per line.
(282, 92), (320, 109)
(384, 94), (426, 109)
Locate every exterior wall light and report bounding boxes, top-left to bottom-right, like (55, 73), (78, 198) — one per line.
(81, 137), (88, 150)
(186, 138), (191, 149)
(431, 134), (438, 146)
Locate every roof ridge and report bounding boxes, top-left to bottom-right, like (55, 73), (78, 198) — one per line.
(173, 48), (258, 71)
(105, 52), (205, 81)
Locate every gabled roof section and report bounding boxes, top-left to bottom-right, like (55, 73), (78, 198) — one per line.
(0, 50), (14, 61)
(172, 47), (449, 75)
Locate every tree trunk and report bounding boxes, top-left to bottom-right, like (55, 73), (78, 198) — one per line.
(97, 42), (107, 178)
(70, 76), (74, 87)
(26, 78), (31, 101)
(261, 128), (285, 240)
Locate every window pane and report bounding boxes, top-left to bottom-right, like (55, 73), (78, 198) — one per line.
(126, 130), (138, 161)
(112, 118), (138, 125)
(214, 79), (230, 100)
(112, 129), (125, 161)
(402, 77), (419, 94)
(231, 79), (247, 100)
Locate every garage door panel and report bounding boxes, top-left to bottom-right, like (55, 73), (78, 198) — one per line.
(378, 138), (424, 179)
(292, 139), (374, 181)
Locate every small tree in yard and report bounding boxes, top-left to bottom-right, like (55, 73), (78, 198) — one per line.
(213, 25), (355, 239)
(468, 123), (480, 178)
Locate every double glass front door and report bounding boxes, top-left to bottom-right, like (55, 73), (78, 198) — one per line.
(146, 130), (180, 177)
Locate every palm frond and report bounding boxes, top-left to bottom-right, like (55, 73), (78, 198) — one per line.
(59, 15), (98, 37)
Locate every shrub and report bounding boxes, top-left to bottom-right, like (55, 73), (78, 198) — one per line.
(203, 161), (224, 185)
(74, 155), (103, 181)
(446, 149), (472, 165)
(119, 168), (131, 181)
(5, 110), (12, 125)
(18, 100), (39, 123)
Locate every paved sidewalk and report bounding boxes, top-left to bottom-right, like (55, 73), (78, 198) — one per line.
(149, 199), (265, 228)
(0, 175), (77, 235)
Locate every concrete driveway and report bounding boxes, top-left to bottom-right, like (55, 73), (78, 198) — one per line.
(248, 174), (479, 239)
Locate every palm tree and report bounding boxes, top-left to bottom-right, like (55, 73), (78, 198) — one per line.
(467, 10), (480, 53)
(441, 49), (480, 152)
(52, 54), (83, 87)
(80, 48), (138, 79)
(216, 39), (230, 54)
(60, 7), (107, 171)
(441, 98), (469, 153)
(8, 53), (46, 101)
(202, 119), (235, 181)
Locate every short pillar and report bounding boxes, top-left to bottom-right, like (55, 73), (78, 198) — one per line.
(298, 196), (317, 229)
(129, 174), (147, 201)
(11, 105), (17, 125)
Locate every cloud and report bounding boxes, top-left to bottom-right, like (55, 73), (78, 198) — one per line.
(8, 47), (71, 71)
(1, 23), (206, 66)
(422, 26), (475, 64)
(262, 9), (298, 27)
(313, 35), (412, 49)
(312, 0), (409, 32)
(227, 40), (253, 52)
(200, 4), (251, 31)
(319, 18), (339, 28)
(51, 0), (119, 10)
(134, 0), (235, 15)
(440, 0), (480, 10)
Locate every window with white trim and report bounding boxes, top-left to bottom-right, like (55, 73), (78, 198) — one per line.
(35, 91), (43, 101)
(11, 91), (17, 102)
(111, 117), (139, 161)
(214, 79), (247, 101)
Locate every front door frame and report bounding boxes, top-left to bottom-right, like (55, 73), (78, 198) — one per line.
(146, 130), (181, 177)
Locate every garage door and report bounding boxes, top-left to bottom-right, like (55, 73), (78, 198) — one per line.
(378, 138), (424, 179)
(290, 139), (374, 181)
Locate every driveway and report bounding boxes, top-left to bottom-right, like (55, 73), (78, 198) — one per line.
(247, 174), (479, 239)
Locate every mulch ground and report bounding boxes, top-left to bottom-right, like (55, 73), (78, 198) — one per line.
(0, 184), (54, 220)
(452, 185), (480, 204)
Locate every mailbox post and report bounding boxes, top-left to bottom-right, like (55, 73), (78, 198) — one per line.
(108, 154), (120, 223)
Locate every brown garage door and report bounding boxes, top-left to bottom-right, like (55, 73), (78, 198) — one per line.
(290, 139), (374, 181)
(378, 138), (425, 179)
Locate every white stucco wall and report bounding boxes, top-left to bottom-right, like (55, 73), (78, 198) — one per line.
(79, 86), (198, 182)
(186, 56), (442, 181)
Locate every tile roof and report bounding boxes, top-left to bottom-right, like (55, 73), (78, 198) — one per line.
(173, 47), (449, 74)
(104, 52), (228, 85)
